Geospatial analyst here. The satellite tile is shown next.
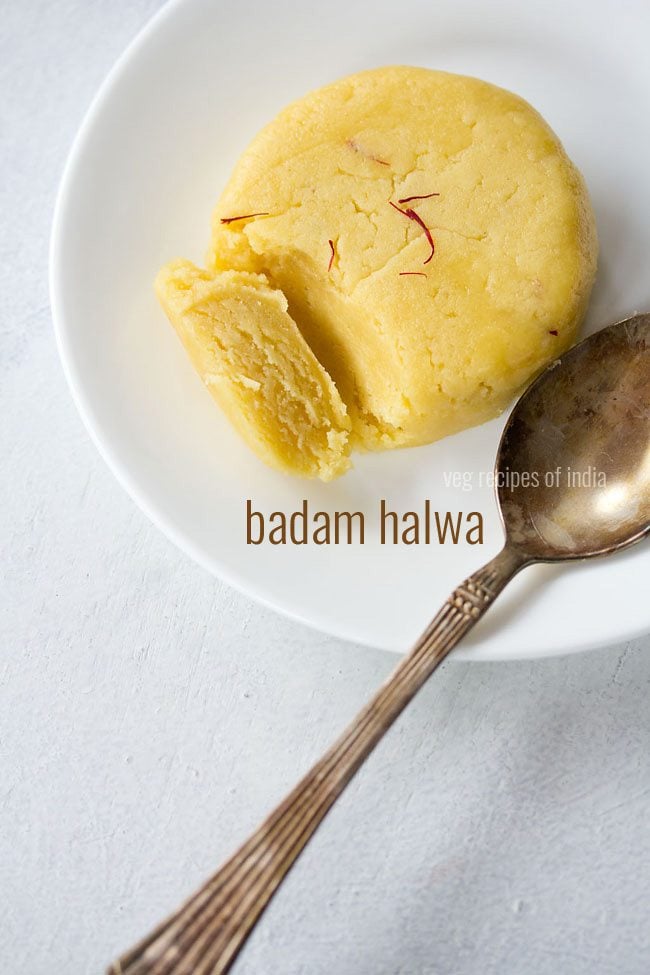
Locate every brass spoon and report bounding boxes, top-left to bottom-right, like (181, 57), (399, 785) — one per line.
(111, 313), (650, 975)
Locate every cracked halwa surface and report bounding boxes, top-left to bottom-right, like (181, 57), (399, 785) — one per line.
(156, 66), (597, 480)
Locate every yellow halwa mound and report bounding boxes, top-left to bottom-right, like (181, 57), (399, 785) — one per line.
(157, 66), (597, 480)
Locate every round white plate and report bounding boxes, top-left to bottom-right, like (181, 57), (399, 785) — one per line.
(51, 0), (650, 660)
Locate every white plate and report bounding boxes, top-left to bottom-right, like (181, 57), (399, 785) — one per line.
(51, 0), (650, 660)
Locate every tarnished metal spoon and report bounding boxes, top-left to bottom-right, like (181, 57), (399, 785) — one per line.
(110, 314), (650, 975)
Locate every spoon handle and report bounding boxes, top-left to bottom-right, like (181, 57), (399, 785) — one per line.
(109, 545), (525, 975)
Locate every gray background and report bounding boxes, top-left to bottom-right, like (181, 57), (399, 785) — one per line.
(2, 1), (650, 972)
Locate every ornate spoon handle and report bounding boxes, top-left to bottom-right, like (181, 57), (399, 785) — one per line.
(110, 545), (525, 975)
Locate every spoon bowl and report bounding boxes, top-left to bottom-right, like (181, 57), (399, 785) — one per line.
(497, 314), (650, 560)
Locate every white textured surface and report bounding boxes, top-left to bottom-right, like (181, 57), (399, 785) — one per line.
(2, 2), (650, 973)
